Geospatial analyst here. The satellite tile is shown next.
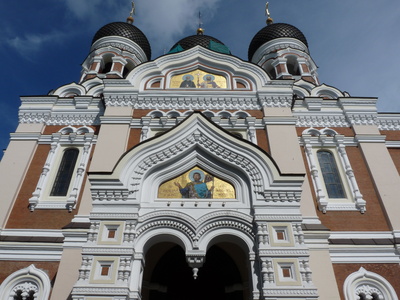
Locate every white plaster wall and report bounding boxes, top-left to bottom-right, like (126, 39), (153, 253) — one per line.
(266, 123), (318, 219)
(90, 106), (132, 172)
(0, 140), (38, 227)
(359, 142), (400, 230)
(309, 249), (341, 299)
(104, 106), (133, 117)
(266, 124), (304, 173)
(50, 248), (82, 300)
(352, 125), (380, 135)
(76, 177), (92, 215)
(89, 124), (130, 172)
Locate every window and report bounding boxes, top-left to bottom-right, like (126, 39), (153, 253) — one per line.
(301, 128), (366, 213)
(317, 150), (345, 198)
(97, 222), (124, 245)
(50, 148), (79, 196)
(100, 264), (111, 276)
(28, 126), (94, 211)
(344, 267), (398, 300)
(276, 230), (286, 241)
(0, 265), (51, 300)
(14, 290), (35, 300)
(90, 258), (118, 283)
(286, 56), (301, 76)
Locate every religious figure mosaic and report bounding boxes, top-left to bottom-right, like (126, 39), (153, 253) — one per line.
(158, 167), (235, 199)
(169, 70), (227, 89)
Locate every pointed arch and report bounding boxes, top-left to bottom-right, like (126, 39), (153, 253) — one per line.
(0, 265), (51, 300)
(344, 267), (398, 300)
(89, 112), (304, 207)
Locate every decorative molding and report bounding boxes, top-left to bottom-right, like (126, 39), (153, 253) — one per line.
(258, 249), (309, 256)
(262, 288), (318, 296)
(301, 129), (366, 213)
(344, 267), (399, 300)
(72, 287), (129, 295)
(29, 129), (95, 212)
(254, 215), (303, 222)
(19, 112), (101, 125)
(91, 189), (130, 202)
(262, 191), (301, 202)
(91, 36), (148, 63)
(82, 248), (134, 255)
(259, 96), (293, 108)
(90, 213), (139, 220)
(377, 115), (400, 130)
(295, 114), (350, 127)
(0, 265), (51, 300)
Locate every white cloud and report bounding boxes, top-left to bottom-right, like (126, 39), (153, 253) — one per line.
(137, 0), (222, 56)
(7, 31), (69, 59)
(64, 0), (120, 21)
(63, 0), (223, 57)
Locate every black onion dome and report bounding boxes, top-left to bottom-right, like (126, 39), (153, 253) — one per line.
(248, 23), (308, 61)
(92, 22), (151, 60)
(170, 34), (230, 54)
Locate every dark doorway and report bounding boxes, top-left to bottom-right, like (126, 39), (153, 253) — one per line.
(144, 244), (245, 300)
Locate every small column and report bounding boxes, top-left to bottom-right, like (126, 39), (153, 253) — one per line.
(128, 253), (145, 300)
(108, 56), (128, 78)
(297, 58), (317, 84)
(272, 58), (291, 79)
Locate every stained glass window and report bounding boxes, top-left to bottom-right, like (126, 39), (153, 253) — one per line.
(50, 148), (79, 196)
(317, 150), (345, 198)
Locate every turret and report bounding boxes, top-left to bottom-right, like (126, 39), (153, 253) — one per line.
(80, 3), (151, 82)
(248, 3), (318, 84)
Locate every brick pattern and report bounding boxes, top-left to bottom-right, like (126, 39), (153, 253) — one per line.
(333, 263), (400, 299)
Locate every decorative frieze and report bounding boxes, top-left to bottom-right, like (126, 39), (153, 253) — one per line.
(262, 191), (302, 202)
(295, 114), (349, 127)
(259, 95), (293, 107)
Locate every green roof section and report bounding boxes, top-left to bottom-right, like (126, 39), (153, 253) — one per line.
(168, 44), (184, 54)
(209, 40), (231, 54)
(167, 38), (231, 55)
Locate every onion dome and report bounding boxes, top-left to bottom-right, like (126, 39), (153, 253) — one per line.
(169, 34), (231, 55)
(92, 22), (151, 60)
(248, 23), (308, 61)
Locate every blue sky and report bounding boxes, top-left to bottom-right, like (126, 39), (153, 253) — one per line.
(1, 0), (400, 157)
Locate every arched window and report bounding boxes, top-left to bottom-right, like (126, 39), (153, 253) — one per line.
(0, 265), (51, 300)
(13, 289), (36, 300)
(317, 150), (345, 198)
(50, 148), (79, 196)
(344, 267), (398, 300)
(286, 56), (301, 76)
(264, 61), (277, 79)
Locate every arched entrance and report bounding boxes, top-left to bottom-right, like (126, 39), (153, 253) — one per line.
(142, 242), (248, 300)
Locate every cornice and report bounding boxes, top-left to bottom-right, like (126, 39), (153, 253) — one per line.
(355, 134), (386, 143)
(105, 94), (262, 110)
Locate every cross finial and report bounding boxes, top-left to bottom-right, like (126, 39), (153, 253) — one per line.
(265, 2), (274, 25)
(127, 1), (135, 24)
(197, 11), (204, 35)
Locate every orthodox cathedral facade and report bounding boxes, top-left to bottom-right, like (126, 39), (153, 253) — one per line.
(0, 5), (400, 300)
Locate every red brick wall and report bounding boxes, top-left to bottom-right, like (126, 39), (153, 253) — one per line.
(256, 129), (270, 153)
(388, 148), (400, 175)
(300, 145), (390, 231)
(333, 263), (400, 299)
(381, 130), (400, 141)
(6, 143), (94, 229)
(127, 129), (142, 151)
